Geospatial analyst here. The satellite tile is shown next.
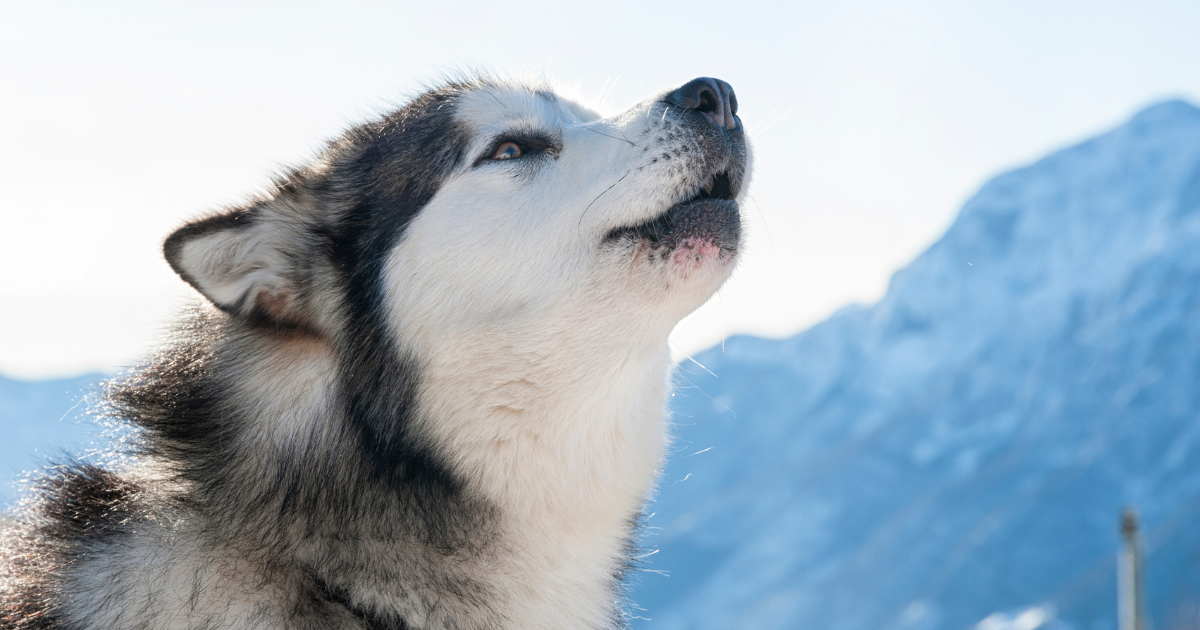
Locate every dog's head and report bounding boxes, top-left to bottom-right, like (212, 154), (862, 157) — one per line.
(164, 76), (751, 361)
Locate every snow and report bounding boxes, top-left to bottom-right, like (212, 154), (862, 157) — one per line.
(976, 606), (1054, 630)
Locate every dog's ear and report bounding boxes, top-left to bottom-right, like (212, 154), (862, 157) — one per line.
(164, 203), (316, 328)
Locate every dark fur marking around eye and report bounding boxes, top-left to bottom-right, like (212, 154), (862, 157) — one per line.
(323, 85), (499, 551)
(473, 132), (561, 167)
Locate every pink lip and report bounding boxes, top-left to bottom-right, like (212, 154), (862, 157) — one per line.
(671, 237), (730, 277)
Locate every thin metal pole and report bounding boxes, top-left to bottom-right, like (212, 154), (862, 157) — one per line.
(1118, 508), (1144, 630)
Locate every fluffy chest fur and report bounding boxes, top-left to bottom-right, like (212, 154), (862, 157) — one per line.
(397, 295), (677, 626)
(417, 340), (672, 627)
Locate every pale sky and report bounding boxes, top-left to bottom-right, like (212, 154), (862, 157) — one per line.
(2, 0), (1199, 379)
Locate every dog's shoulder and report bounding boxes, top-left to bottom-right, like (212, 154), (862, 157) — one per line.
(2, 462), (367, 630)
(1, 462), (144, 629)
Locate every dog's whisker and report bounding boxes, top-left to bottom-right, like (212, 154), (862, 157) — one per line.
(582, 125), (636, 146)
(751, 104), (798, 136)
(578, 171), (631, 229)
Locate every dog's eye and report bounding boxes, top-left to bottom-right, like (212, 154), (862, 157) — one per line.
(492, 141), (523, 160)
(475, 134), (557, 167)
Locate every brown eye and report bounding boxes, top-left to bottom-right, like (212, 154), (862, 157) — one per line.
(492, 141), (523, 160)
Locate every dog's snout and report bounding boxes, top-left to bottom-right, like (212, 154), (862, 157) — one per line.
(663, 77), (739, 130)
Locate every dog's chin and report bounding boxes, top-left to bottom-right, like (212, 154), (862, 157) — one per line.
(655, 198), (739, 271)
(605, 197), (741, 315)
(614, 197), (739, 257)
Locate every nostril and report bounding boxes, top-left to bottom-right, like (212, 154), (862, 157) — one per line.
(696, 89), (718, 115)
(662, 77), (739, 130)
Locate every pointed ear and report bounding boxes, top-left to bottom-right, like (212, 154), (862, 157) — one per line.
(164, 205), (314, 328)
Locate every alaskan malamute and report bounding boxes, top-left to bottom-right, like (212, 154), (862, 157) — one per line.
(1, 75), (750, 629)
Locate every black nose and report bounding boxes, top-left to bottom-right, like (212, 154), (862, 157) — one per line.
(663, 77), (739, 130)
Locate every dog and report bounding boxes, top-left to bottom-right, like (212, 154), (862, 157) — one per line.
(0, 75), (750, 629)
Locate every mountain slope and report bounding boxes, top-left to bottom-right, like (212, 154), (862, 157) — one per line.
(631, 100), (1200, 630)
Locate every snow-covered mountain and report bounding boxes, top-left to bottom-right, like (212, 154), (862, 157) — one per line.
(3, 100), (1200, 630)
(629, 100), (1200, 630)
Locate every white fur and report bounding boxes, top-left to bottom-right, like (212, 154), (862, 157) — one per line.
(382, 85), (749, 627)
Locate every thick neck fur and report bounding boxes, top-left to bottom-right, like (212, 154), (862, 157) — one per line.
(109, 304), (668, 629)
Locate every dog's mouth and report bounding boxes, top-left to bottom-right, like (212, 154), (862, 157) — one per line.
(693, 171), (736, 203)
(605, 169), (741, 255)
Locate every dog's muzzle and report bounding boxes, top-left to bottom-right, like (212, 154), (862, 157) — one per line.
(607, 77), (747, 258)
(663, 77), (739, 131)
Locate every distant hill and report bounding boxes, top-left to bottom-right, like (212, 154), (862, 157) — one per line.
(0, 373), (105, 505)
(629, 101), (1200, 630)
